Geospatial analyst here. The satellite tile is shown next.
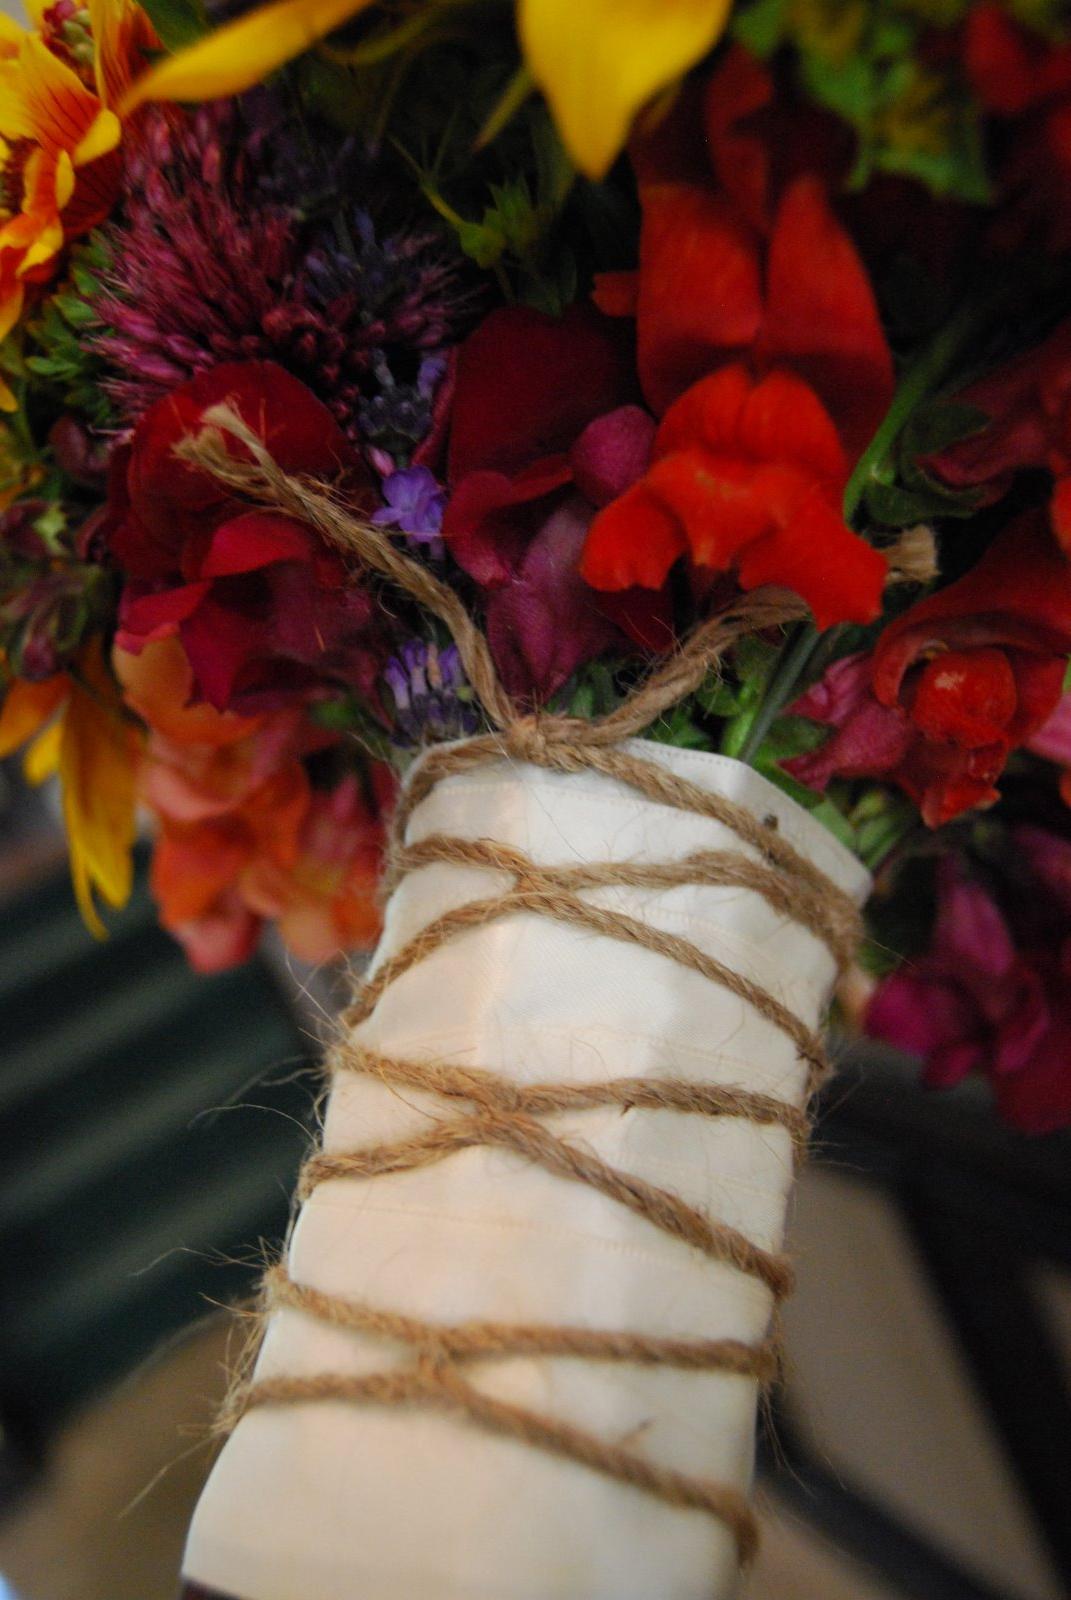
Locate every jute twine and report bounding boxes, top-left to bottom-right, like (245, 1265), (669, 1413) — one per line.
(181, 407), (886, 1567)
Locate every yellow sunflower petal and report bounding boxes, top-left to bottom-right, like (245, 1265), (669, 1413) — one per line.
(518, 0), (732, 177)
(24, 714), (63, 783)
(73, 105), (121, 166)
(58, 645), (139, 937)
(119, 0), (372, 113)
(0, 16), (26, 56)
(0, 34), (104, 147)
(88, 0), (161, 108)
(0, 375), (16, 412)
(16, 213), (64, 276)
(53, 145), (76, 208)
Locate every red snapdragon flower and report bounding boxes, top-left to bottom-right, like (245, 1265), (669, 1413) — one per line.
(788, 513), (1071, 825)
(580, 46), (893, 629)
(579, 364), (887, 629)
(108, 361), (381, 713)
(442, 303), (669, 700)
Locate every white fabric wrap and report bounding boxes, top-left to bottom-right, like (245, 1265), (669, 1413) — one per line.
(183, 739), (869, 1600)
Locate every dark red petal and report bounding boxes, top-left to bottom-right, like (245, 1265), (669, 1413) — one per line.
(199, 513), (315, 577)
(447, 305), (635, 482)
(117, 581), (211, 649)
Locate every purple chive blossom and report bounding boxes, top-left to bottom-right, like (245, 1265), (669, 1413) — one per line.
(372, 467), (447, 558)
(381, 640), (479, 748)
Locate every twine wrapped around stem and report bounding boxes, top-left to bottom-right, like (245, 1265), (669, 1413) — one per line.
(180, 408), (874, 1570)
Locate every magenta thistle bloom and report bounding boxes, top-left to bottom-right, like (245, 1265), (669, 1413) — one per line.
(94, 105), (468, 459)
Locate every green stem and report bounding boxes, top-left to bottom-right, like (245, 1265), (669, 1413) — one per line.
(842, 291), (997, 522)
(731, 621), (817, 764)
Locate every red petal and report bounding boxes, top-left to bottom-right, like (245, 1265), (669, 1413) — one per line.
(909, 648), (1019, 749)
(580, 482), (687, 591)
(128, 361), (365, 553)
(702, 45), (775, 232)
(447, 305), (634, 481)
(734, 481), (886, 628)
(592, 271), (640, 317)
(874, 511), (1071, 706)
(1052, 475), (1071, 553)
(117, 581), (211, 648)
(644, 449), (770, 567)
(441, 471), (554, 586)
(199, 513), (315, 577)
(758, 176), (894, 458)
(635, 182), (763, 415)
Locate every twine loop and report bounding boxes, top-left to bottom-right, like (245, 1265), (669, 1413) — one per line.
(182, 406), (866, 1569)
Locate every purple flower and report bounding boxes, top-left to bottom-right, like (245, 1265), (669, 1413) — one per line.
(381, 640), (478, 748)
(372, 467), (446, 557)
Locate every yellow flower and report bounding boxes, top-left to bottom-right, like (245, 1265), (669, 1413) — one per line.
(0, 641), (139, 935)
(0, 1), (157, 341)
(518, 0), (733, 176)
(119, 0), (732, 178)
(119, 0), (374, 109)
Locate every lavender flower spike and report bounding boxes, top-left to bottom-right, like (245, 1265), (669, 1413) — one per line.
(381, 640), (479, 749)
(372, 467), (447, 560)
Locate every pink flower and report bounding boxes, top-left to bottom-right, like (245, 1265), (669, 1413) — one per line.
(867, 861), (1047, 1086)
(868, 841), (1071, 1133)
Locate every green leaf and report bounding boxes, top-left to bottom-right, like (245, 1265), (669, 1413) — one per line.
(732, 0), (789, 57)
(864, 476), (979, 527)
(760, 715), (828, 762)
(139, 0), (208, 52)
(902, 400), (990, 456)
(756, 761), (827, 814)
(695, 675), (743, 718)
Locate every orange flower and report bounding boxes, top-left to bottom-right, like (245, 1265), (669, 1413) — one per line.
(121, 635), (389, 970)
(0, 638), (139, 933)
(0, 0), (158, 339)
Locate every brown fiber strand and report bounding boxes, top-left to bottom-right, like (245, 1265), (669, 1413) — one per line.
(185, 409), (862, 1569)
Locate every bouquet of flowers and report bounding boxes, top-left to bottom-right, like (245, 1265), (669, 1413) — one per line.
(4, 2), (1071, 1597)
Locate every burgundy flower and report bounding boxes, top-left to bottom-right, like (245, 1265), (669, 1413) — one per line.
(108, 361), (382, 713)
(441, 304), (668, 701)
